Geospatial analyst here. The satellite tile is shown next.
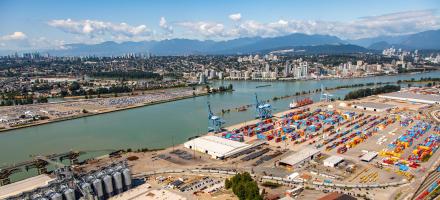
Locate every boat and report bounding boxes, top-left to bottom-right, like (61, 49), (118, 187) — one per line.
(256, 84), (271, 88)
(289, 98), (313, 109)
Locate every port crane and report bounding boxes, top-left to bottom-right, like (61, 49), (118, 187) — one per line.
(255, 93), (272, 119)
(207, 102), (225, 132)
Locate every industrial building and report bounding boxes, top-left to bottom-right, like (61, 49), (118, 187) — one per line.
(184, 135), (254, 159)
(3, 161), (132, 200)
(361, 151), (378, 162)
(278, 148), (321, 168)
(352, 102), (397, 112)
(0, 175), (54, 199)
(378, 92), (440, 104)
(323, 156), (344, 167)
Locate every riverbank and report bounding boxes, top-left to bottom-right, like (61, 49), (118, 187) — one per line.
(0, 91), (210, 133)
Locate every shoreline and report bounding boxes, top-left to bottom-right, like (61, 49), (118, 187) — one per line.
(223, 69), (438, 82)
(0, 92), (209, 134)
(1, 70), (438, 134)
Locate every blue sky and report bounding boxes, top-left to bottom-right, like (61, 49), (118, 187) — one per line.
(0, 0), (439, 50)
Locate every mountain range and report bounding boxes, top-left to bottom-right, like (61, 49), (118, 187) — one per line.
(16, 29), (440, 56)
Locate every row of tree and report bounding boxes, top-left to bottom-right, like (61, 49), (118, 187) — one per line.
(0, 96), (48, 106)
(344, 85), (401, 100)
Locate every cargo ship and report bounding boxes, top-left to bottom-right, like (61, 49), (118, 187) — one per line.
(289, 98), (313, 109)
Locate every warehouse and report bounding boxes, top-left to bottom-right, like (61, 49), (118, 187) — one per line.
(352, 102), (396, 112)
(278, 148), (320, 168)
(323, 155), (344, 167)
(361, 151), (378, 162)
(184, 135), (253, 159)
(378, 92), (440, 104)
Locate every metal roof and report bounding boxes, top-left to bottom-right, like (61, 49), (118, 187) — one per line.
(379, 92), (440, 104)
(279, 147), (320, 166)
(323, 155), (344, 166)
(184, 135), (251, 158)
(360, 151), (378, 162)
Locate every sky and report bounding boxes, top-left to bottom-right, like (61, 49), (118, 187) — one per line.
(0, 0), (439, 50)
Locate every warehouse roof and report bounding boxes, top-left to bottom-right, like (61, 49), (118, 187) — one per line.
(279, 147), (320, 167)
(184, 135), (252, 158)
(323, 155), (344, 166)
(353, 102), (396, 110)
(379, 92), (440, 104)
(361, 151), (378, 162)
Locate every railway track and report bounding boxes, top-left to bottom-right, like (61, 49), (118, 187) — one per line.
(413, 170), (440, 199)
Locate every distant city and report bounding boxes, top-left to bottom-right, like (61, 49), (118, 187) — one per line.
(0, 49), (439, 102)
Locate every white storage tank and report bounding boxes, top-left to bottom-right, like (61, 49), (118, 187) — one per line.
(92, 178), (104, 199)
(112, 171), (123, 194)
(122, 168), (132, 190)
(48, 192), (63, 200)
(81, 182), (95, 200)
(63, 188), (75, 200)
(103, 175), (114, 197)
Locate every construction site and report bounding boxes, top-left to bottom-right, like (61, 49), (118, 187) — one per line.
(1, 86), (440, 200)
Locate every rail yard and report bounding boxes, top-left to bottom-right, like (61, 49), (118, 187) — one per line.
(1, 86), (440, 200)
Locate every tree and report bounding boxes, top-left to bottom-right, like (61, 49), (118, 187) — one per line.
(69, 81), (81, 91)
(226, 172), (262, 200)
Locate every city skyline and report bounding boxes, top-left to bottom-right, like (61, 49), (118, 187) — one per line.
(0, 0), (439, 50)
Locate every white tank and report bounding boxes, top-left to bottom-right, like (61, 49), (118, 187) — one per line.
(103, 175), (114, 197)
(92, 179), (104, 198)
(48, 192), (63, 200)
(81, 182), (94, 200)
(112, 172), (123, 194)
(63, 188), (75, 200)
(122, 168), (132, 189)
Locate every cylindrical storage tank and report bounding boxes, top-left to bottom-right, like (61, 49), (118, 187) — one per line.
(92, 179), (104, 200)
(122, 168), (132, 190)
(63, 188), (75, 200)
(33, 197), (49, 200)
(81, 182), (95, 200)
(112, 171), (123, 194)
(103, 175), (114, 197)
(48, 192), (63, 200)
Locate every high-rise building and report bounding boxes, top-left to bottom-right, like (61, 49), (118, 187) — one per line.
(284, 61), (290, 77)
(198, 73), (206, 84)
(265, 63), (270, 73)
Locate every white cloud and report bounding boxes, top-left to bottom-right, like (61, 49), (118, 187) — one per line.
(0, 32), (27, 41)
(229, 13), (242, 21)
(48, 19), (151, 39)
(159, 17), (173, 34)
(176, 21), (225, 38)
(231, 10), (440, 39)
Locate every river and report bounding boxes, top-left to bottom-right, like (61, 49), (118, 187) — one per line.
(1, 71), (438, 181)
